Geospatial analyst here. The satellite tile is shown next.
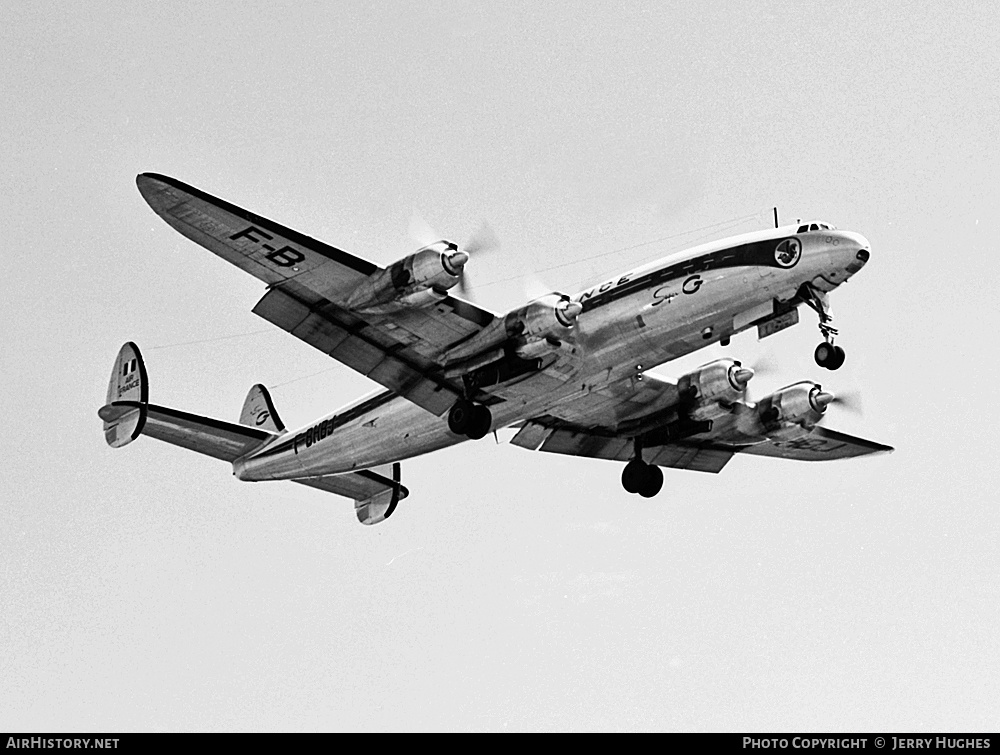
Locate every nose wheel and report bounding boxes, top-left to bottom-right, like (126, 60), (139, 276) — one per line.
(801, 283), (846, 370)
(448, 399), (493, 440)
(814, 342), (845, 370)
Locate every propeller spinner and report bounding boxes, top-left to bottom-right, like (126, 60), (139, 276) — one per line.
(409, 211), (500, 300)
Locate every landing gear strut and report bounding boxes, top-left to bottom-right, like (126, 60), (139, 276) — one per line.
(448, 399), (492, 440)
(620, 439), (663, 498)
(801, 284), (845, 370)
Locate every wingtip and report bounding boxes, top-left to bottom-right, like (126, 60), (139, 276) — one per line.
(135, 172), (159, 197)
(136, 172), (166, 188)
(136, 173), (183, 210)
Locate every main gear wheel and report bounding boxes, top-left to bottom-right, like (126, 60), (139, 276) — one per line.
(621, 459), (664, 498)
(448, 399), (492, 440)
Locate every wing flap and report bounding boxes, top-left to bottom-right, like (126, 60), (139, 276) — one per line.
(294, 463), (408, 525)
(252, 287), (460, 416)
(646, 444), (734, 473)
(517, 419), (735, 473)
(540, 428), (631, 460)
(510, 421), (555, 451)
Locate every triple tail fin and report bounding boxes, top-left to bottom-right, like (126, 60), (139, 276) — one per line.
(239, 384), (286, 433)
(98, 342), (410, 524)
(98, 342), (276, 460)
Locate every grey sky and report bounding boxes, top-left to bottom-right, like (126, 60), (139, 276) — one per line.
(2, 0), (998, 731)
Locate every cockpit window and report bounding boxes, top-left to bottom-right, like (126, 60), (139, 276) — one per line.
(797, 222), (838, 233)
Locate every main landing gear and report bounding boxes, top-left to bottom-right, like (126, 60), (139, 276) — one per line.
(621, 440), (663, 498)
(801, 283), (846, 371)
(448, 399), (492, 440)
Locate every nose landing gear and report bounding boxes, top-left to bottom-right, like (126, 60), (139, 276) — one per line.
(621, 440), (664, 498)
(801, 283), (846, 370)
(814, 341), (845, 370)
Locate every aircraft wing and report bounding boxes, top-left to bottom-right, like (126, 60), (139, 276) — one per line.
(511, 416), (891, 473)
(137, 173), (497, 416)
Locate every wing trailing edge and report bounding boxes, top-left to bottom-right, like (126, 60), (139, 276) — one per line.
(511, 416), (891, 472)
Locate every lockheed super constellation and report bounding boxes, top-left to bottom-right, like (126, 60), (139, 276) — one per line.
(100, 174), (891, 524)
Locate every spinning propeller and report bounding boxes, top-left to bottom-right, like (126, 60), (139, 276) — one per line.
(409, 211), (500, 300)
(735, 353), (863, 419)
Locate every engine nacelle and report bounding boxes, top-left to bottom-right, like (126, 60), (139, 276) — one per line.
(507, 293), (583, 359)
(755, 381), (832, 440)
(678, 359), (754, 421)
(345, 241), (468, 314)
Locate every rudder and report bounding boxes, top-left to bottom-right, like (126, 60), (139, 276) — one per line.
(98, 342), (148, 448)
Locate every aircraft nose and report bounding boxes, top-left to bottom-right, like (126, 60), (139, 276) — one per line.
(842, 231), (870, 255)
(839, 232), (870, 275)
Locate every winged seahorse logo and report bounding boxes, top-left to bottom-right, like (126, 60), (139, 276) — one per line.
(774, 238), (801, 268)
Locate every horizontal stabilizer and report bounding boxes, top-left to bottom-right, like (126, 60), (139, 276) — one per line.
(99, 401), (275, 461)
(295, 463), (408, 525)
(240, 384), (285, 433)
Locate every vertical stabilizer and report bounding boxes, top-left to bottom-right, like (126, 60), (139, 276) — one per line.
(99, 342), (148, 448)
(239, 384), (286, 433)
